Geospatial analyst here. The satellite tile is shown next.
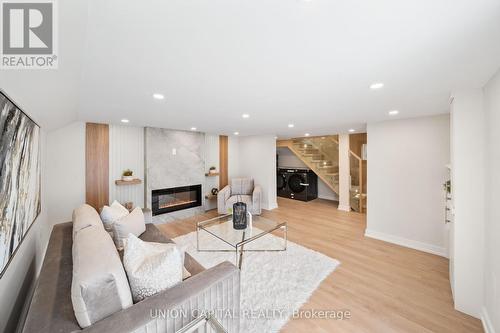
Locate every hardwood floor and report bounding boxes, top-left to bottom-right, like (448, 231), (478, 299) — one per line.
(157, 197), (483, 333)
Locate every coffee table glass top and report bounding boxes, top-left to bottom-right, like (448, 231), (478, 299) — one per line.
(197, 214), (286, 248)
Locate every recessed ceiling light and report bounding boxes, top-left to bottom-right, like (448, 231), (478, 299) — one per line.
(370, 82), (384, 90)
(388, 110), (399, 116)
(348, 129), (355, 133)
(304, 133), (310, 137)
(288, 124), (294, 128)
(234, 131), (239, 135)
(153, 93), (165, 100)
(242, 114), (250, 119)
(121, 119), (129, 123)
(190, 127), (197, 131)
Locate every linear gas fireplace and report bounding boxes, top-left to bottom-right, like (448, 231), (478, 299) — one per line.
(151, 184), (202, 216)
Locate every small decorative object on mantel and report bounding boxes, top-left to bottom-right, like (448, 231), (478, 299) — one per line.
(124, 201), (134, 212)
(443, 180), (451, 194)
(211, 188), (218, 195)
(232, 197), (247, 230)
(122, 169), (134, 181)
(209, 166), (217, 174)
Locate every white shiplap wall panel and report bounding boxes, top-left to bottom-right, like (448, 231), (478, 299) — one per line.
(228, 136), (240, 180)
(109, 125), (144, 208)
(204, 134), (219, 210)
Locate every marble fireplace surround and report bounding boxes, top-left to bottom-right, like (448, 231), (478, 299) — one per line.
(144, 127), (206, 222)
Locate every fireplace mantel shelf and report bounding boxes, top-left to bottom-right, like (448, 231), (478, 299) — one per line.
(115, 179), (142, 186)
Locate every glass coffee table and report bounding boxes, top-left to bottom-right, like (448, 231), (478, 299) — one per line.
(196, 214), (287, 269)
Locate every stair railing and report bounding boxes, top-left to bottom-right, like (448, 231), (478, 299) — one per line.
(302, 136), (339, 164)
(349, 150), (364, 213)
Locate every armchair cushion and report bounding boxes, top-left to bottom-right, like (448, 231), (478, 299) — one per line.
(231, 178), (254, 195)
(225, 195), (252, 208)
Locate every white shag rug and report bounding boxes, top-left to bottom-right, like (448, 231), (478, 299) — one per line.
(173, 226), (340, 332)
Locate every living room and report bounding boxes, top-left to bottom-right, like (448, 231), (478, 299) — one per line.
(1, 1), (500, 333)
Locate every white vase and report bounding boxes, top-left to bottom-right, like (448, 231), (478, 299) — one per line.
(122, 175), (134, 181)
(247, 211), (253, 235)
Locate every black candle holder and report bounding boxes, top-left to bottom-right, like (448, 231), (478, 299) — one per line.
(232, 201), (247, 230)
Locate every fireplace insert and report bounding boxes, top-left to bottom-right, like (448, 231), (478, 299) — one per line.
(152, 184), (202, 215)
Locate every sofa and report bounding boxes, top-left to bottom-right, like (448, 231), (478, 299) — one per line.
(217, 178), (262, 215)
(22, 205), (240, 333)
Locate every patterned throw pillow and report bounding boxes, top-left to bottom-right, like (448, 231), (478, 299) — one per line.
(123, 234), (183, 302)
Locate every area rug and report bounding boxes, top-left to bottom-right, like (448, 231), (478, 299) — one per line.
(173, 226), (340, 332)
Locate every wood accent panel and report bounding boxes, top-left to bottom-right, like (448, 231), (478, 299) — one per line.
(349, 133), (367, 157)
(276, 139), (293, 148)
(158, 198), (482, 333)
(219, 135), (228, 189)
(86, 123), (109, 210)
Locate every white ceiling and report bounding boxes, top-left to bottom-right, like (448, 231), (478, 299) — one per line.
(1, 0), (500, 137)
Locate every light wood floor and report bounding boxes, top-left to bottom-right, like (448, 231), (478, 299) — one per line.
(157, 197), (483, 333)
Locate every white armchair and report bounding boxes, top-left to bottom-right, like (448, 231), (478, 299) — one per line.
(217, 178), (262, 215)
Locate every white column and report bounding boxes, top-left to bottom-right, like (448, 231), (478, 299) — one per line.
(338, 134), (351, 211)
(450, 89), (485, 318)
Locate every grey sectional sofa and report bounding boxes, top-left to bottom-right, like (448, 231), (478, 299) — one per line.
(22, 219), (240, 332)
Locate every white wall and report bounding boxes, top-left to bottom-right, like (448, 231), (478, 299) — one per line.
(450, 91), (485, 318)
(0, 132), (50, 333)
(277, 147), (339, 201)
(482, 69), (500, 332)
(238, 135), (277, 210)
(109, 125), (144, 208)
(228, 136), (240, 180)
(366, 115), (450, 257)
(46, 122), (86, 223)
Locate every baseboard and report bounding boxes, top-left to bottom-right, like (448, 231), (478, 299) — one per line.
(318, 194), (338, 201)
(264, 202), (278, 210)
(364, 229), (448, 258)
(482, 307), (496, 333)
(337, 204), (351, 212)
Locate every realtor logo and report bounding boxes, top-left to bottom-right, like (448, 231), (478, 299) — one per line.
(1, 0), (58, 69)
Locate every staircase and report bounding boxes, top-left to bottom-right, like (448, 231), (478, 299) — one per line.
(348, 150), (366, 213)
(277, 135), (366, 213)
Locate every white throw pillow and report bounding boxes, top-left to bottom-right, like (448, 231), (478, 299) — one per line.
(112, 207), (146, 249)
(100, 200), (129, 232)
(123, 234), (183, 302)
(71, 225), (133, 328)
(72, 204), (104, 239)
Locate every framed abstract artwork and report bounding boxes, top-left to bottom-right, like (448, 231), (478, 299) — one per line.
(0, 90), (41, 278)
